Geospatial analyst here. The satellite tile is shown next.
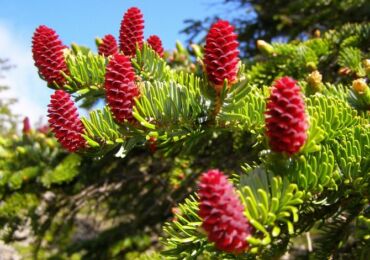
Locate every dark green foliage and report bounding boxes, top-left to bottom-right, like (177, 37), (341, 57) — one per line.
(159, 12), (370, 259)
(182, 0), (370, 57)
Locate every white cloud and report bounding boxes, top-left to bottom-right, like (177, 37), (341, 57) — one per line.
(0, 21), (52, 126)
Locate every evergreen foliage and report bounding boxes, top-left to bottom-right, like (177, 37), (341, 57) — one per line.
(182, 0), (370, 56)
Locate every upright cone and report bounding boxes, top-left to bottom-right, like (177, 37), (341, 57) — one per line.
(98, 34), (118, 57)
(265, 77), (308, 155)
(32, 25), (68, 86)
(147, 35), (164, 57)
(105, 54), (139, 123)
(119, 7), (144, 56)
(204, 20), (239, 93)
(198, 169), (252, 254)
(48, 90), (86, 152)
(22, 117), (31, 134)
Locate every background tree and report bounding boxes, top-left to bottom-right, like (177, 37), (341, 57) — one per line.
(0, 58), (19, 136)
(182, 0), (370, 56)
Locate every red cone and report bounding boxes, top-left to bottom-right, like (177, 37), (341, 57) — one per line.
(32, 25), (68, 86)
(265, 77), (308, 155)
(119, 7), (144, 56)
(204, 20), (239, 93)
(147, 35), (164, 57)
(198, 169), (252, 254)
(22, 117), (31, 134)
(48, 90), (86, 152)
(98, 34), (118, 57)
(105, 54), (139, 123)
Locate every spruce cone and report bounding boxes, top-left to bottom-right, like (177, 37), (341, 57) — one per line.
(98, 34), (118, 57)
(204, 20), (239, 93)
(48, 90), (86, 152)
(22, 117), (31, 134)
(198, 169), (252, 254)
(265, 77), (308, 155)
(105, 53), (139, 123)
(119, 7), (144, 56)
(148, 137), (157, 153)
(32, 25), (68, 86)
(147, 35), (164, 57)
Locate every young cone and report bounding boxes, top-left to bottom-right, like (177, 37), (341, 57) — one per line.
(32, 25), (68, 86)
(198, 169), (252, 254)
(22, 117), (31, 134)
(98, 34), (118, 57)
(265, 77), (308, 155)
(147, 35), (164, 57)
(47, 90), (86, 152)
(105, 53), (139, 123)
(119, 7), (144, 56)
(204, 20), (239, 93)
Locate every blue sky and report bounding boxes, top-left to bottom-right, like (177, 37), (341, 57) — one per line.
(0, 0), (224, 50)
(0, 0), (232, 125)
